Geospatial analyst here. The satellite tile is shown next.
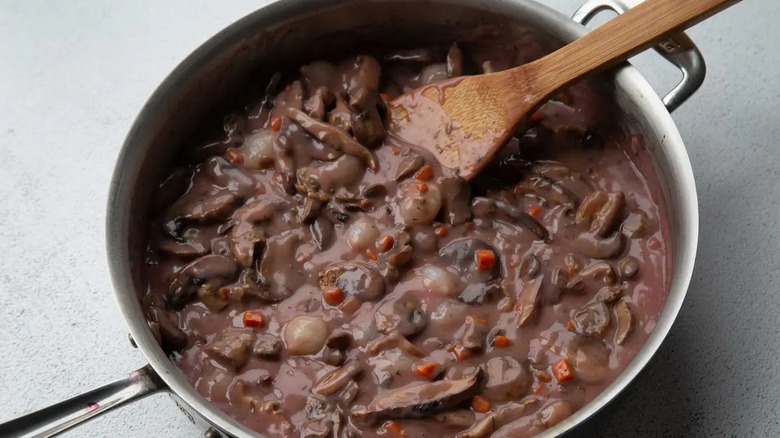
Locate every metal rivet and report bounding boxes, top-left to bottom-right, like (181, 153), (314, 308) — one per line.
(128, 333), (138, 349)
(204, 428), (222, 438)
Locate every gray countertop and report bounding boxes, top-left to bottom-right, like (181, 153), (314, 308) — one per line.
(1, 1), (777, 437)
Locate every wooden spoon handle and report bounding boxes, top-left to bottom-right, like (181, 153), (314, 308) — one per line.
(519, 0), (740, 98)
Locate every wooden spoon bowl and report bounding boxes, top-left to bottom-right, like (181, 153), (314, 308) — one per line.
(387, 0), (741, 180)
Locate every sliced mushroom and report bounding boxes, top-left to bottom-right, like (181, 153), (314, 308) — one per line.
(253, 333), (283, 359)
(284, 315), (329, 356)
(394, 153), (424, 181)
(538, 400), (575, 428)
(313, 361), (363, 396)
(299, 197), (322, 224)
(283, 80), (305, 111)
(576, 191), (608, 225)
(299, 154), (366, 194)
(168, 254), (238, 309)
(516, 277), (543, 327)
(572, 231), (624, 260)
(327, 94), (354, 133)
(590, 192), (625, 236)
(570, 301), (611, 337)
(471, 197), (549, 241)
(158, 238), (208, 259)
(319, 262), (385, 301)
(593, 284), (626, 303)
(230, 199), (279, 268)
(338, 380), (360, 408)
(353, 368), (483, 423)
(575, 262), (617, 285)
(197, 283), (228, 312)
(310, 216), (335, 251)
(283, 107), (377, 170)
(367, 332), (424, 357)
(439, 237), (501, 283)
(304, 86), (334, 120)
(378, 228), (414, 267)
(440, 176), (473, 226)
(617, 256), (639, 280)
(206, 330), (256, 370)
(446, 43), (464, 78)
(576, 191), (625, 237)
(457, 317), (489, 352)
(434, 410), (476, 429)
(257, 233), (306, 302)
(347, 55), (381, 111)
(374, 299), (427, 336)
(455, 396), (539, 438)
(614, 297), (633, 345)
(351, 106), (385, 146)
(621, 209), (650, 238)
(300, 61), (337, 89)
(147, 306), (187, 349)
(483, 357), (532, 402)
(519, 254), (541, 278)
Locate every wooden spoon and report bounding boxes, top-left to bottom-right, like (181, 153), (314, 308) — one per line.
(386, 0), (741, 180)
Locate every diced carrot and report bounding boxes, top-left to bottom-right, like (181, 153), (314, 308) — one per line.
(413, 362), (440, 380)
(533, 382), (544, 394)
(243, 311), (265, 328)
(323, 286), (345, 306)
(435, 226), (448, 237)
(225, 148), (244, 165)
(219, 287), (231, 300)
(566, 320), (575, 331)
(414, 182), (428, 193)
(365, 249), (378, 261)
(475, 250), (495, 271)
(552, 359), (575, 383)
(513, 186), (525, 196)
(376, 235), (395, 253)
(414, 165), (434, 181)
(450, 344), (472, 361)
(390, 145), (401, 156)
(492, 335), (511, 348)
(255, 186), (265, 195)
(270, 115), (282, 132)
(471, 395), (492, 413)
(537, 371), (552, 383)
(379, 421), (406, 437)
(526, 205), (542, 218)
(361, 199), (373, 209)
(380, 93), (392, 101)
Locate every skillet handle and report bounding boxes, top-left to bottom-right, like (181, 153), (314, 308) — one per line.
(573, 0), (707, 112)
(0, 365), (164, 438)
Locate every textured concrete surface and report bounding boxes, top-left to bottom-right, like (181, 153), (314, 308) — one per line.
(0, 1), (777, 437)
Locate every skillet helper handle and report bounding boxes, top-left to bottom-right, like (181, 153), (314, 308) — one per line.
(573, 0), (708, 113)
(0, 365), (164, 438)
